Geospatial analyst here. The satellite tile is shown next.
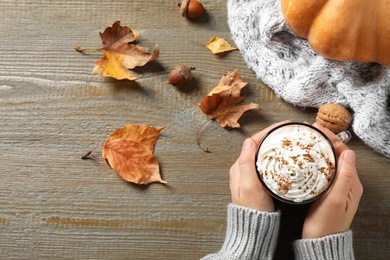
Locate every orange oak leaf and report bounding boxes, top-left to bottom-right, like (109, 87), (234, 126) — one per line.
(92, 21), (159, 80)
(103, 138), (166, 185)
(102, 124), (166, 185)
(199, 70), (260, 128)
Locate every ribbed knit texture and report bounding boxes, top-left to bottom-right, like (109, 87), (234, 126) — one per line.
(293, 230), (355, 260)
(201, 204), (280, 260)
(227, 0), (390, 158)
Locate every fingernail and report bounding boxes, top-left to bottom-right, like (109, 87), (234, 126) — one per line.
(242, 138), (254, 150)
(343, 150), (355, 163)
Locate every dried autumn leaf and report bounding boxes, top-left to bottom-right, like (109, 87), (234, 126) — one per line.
(102, 124), (166, 185)
(99, 21), (139, 48)
(92, 21), (159, 80)
(207, 85), (231, 96)
(207, 71), (247, 95)
(199, 70), (260, 128)
(205, 36), (237, 54)
(103, 138), (166, 184)
(104, 124), (164, 153)
(217, 69), (248, 89)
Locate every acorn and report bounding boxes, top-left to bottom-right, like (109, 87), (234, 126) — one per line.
(179, 0), (206, 19)
(168, 64), (195, 87)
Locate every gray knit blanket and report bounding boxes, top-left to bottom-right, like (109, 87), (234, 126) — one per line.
(227, 0), (390, 158)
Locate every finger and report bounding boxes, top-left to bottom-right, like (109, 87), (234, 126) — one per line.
(230, 138), (258, 204)
(229, 161), (239, 193)
(312, 122), (349, 156)
(237, 138), (257, 180)
(238, 137), (275, 211)
(328, 150), (358, 204)
(236, 138), (262, 192)
(251, 120), (292, 143)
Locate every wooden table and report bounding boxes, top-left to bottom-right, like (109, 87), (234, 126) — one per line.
(1, 0), (388, 259)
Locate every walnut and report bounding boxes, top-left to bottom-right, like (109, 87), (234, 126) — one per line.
(316, 103), (352, 133)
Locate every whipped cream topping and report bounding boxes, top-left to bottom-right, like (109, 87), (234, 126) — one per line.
(256, 124), (336, 203)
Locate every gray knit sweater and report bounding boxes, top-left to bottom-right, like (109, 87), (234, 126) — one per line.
(202, 204), (354, 260)
(227, 0), (390, 158)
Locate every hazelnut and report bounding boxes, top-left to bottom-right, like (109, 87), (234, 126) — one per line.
(179, 0), (206, 19)
(316, 103), (353, 133)
(168, 64), (195, 87)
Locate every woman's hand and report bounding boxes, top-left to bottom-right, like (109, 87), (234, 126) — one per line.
(301, 123), (364, 238)
(229, 121), (291, 212)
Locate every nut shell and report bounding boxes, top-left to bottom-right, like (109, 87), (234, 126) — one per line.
(316, 103), (352, 133)
(180, 0), (190, 17)
(168, 64), (194, 87)
(187, 1), (205, 18)
(180, 0), (205, 19)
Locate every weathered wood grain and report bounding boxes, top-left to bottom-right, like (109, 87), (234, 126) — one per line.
(0, 0), (389, 259)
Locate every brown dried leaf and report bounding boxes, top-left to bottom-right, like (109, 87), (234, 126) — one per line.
(104, 124), (164, 153)
(92, 21), (159, 80)
(217, 69), (247, 89)
(103, 138), (166, 185)
(205, 36), (237, 54)
(99, 21), (139, 49)
(199, 70), (260, 128)
(102, 124), (166, 185)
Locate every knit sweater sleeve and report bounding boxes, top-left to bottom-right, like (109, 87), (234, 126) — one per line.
(293, 230), (355, 260)
(201, 203), (280, 260)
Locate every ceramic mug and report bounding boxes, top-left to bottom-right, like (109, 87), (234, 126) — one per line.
(255, 122), (351, 204)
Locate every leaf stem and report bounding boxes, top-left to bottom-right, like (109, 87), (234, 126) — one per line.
(74, 46), (102, 52)
(197, 118), (213, 153)
(81, 145), (102, 161)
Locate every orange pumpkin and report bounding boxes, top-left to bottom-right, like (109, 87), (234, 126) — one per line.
(281, 0), (390, 66)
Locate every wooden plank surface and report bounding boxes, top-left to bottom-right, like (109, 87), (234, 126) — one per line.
(0, 0), (388, 259)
